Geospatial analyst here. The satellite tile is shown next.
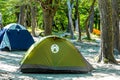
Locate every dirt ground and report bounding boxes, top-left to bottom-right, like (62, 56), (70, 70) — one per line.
(0, 37), (120, 80)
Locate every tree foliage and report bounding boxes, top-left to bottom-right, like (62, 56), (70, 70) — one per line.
(0, 0), (98, 31)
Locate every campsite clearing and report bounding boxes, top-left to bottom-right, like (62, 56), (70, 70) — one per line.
(0, 37), (120, 80)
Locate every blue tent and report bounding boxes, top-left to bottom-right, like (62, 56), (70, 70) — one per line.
(0, 23), (34, 51)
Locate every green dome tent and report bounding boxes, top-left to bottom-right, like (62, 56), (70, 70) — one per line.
(20, 36), (93, 73)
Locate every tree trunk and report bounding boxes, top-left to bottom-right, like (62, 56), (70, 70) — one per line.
(84, 0), (96, 40)
(67, 0), (74, 39)
(0, 12), (2, 29)
(31, 5), (37, 37)
(18, 5), (25, 26)
(38, 1), (58, 36)
(43, 9), (54, 36)
(89, 9), (94, 33)
(74, 0), (81, 41)
(15, 6), (20, 23)
(26, 5), (31, 27)
(116, 0), (120, 53)
(111, 0), (120, 53)
(97, 0), (117, 64)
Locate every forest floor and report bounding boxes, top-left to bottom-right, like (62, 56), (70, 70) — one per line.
(0, 35), (120, 80)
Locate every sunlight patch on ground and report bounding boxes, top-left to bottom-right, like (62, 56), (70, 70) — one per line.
(18, 76), (36, 80)
(0, 52), (22, 57)
(0, 62), (18, 72)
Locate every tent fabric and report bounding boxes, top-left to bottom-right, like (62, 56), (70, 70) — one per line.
(4, 23), (26, 30)
(20, 36), (93, 73)
(0, 32), (10, 50)
(0, 29), (6, 43)
(0, 23), (34, 51)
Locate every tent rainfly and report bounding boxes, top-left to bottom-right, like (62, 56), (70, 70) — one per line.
(20, 36), (93, 73)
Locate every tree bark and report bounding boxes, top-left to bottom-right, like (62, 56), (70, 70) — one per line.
(31, 5), (37, 36)
(111, 0), (120, 53)
(84, 0), (96, 40)
(15, 6), (20, 23)
(18, 5), (25, 26)
(119, 0), (120, 53)
(43, 9), (55, 36)
(89, 9), (94, 33)
(0, 12), (2, 29)
(98, 0), (117, 64)
(38, 0), (58, 36)
(25, 5), (31, 27)
(67, 0), (74, 39)
(74, 0), (81, 41)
